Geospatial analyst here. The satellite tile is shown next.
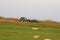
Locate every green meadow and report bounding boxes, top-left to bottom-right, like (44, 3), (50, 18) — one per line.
(0, 22), (60, 40)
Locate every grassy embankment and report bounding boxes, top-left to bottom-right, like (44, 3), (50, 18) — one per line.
(0, 19), (60, 40)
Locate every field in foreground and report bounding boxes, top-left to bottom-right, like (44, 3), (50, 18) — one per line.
(0, 24), (60, 40)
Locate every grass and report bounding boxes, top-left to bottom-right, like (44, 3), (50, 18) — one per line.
(0, 23), (60, 40)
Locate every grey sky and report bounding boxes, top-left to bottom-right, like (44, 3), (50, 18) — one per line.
(0, 0), (60, 22)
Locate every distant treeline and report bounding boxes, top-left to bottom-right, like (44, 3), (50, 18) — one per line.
(0, 16), (59, 23)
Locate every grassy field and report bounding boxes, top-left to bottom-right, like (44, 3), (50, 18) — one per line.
(0, 22), (60, 40)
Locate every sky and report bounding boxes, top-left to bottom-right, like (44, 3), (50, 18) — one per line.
(0, 0), (60, 22)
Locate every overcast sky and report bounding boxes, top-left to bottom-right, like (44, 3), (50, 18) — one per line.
(0, 0), (60, 22)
